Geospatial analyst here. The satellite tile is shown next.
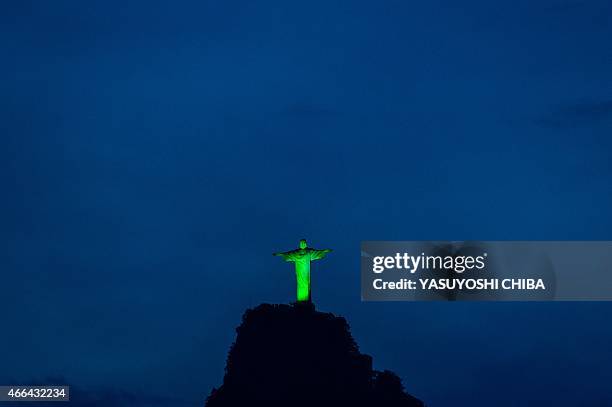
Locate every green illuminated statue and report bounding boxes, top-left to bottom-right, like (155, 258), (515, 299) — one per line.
(273, 239), (332, 303)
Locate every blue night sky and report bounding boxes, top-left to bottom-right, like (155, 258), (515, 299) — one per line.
(2, 1), (612, 406)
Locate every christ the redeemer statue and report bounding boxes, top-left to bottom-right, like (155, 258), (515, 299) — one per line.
(273, 239), (332, 303)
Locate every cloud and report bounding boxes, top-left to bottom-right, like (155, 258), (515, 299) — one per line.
(535, 100), (612, 128)
(67, 388), (190, 407)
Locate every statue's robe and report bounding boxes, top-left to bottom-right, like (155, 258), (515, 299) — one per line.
(278, 248), (330, 302)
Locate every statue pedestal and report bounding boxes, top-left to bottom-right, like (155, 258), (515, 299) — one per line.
(292, 300), (315, 312)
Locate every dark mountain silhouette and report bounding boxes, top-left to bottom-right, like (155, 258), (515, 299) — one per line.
(206, 303), (424, 407)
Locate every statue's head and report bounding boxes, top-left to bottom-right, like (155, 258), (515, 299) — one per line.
(299, 239), (307, 249)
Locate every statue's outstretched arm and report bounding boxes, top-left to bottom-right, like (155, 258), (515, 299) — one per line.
(310, 248), (332, 260)
(273, 251), (296, 262)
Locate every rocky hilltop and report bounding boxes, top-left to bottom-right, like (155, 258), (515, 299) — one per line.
(206, 303), (424, 407)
